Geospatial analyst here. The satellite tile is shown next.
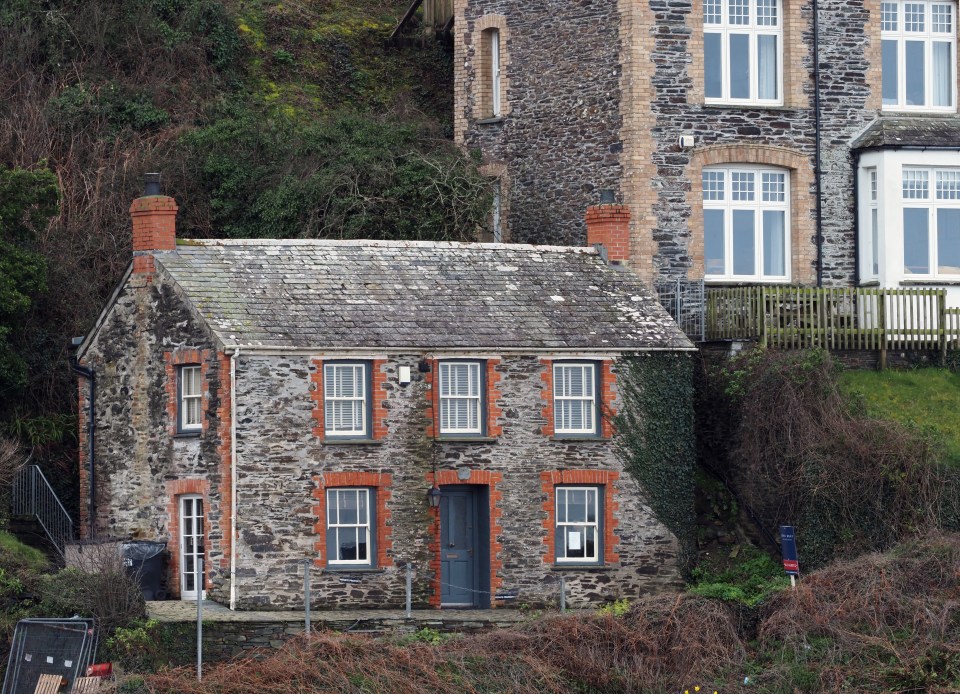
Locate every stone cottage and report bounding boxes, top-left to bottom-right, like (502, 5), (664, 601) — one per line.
(454, 0), (960, 305)
(73, 183), (694, 610)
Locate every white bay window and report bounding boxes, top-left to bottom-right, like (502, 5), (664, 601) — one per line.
(703, 166), (790, 282)
(705, 0), (782, 105)
(902, 168), (960, 276)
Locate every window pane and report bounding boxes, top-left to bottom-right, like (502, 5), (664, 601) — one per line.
(938, 171), (960, 199)
(568, 489), (586, 522)
(705, 0), (721, 24)
(338, 490), (358, 525)
(565, 527), (586, 558)
(703, 170), (725, 200)
(882, 40), (899, 105)
(733, 209), (756, 275)
(338, 527), (358, 561)
(872, 208), (880, 276)
(903, 170), (929, 199)
(938, 209), (960, 274)
(729, 34), (751, 99)
(586, 489), (597, 523)
(905, 2), (925, 31)
(732, 172), (755, 201)
(932, 41), (953, 107)
(762, 172), (785, 202)
(763, 210), (786, 276)
(932, 3), (953, 32)
(757, 34), (778, 100)
(882, 1), (898, 30)
(757, 0), (778, 25)
(557, 490), (567, 523)
(705, 33), (723, 98)
(905, 40), (926, 105)
(903, 208), (930, 273)
(705, 209), (726, 275)
(729, 0), (749, 24)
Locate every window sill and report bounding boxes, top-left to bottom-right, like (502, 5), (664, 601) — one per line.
(321, 438), (383, 446)
(321, 567), (386, 574)
(434, 436), (498, 443)
(550, 564), (615, 572)
(476, 116), (504, 125)
(173, 432), (201, 439)
(703, 279), (793, 286)
(702, 102), (791, 111)
(858, 280), (881, 287)
(550, 436), (611, 442)
(901, 279), (960, 286)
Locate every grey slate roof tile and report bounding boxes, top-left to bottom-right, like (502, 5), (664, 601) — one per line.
(156, 239), (693, 351)
(852, 116), (960, 149)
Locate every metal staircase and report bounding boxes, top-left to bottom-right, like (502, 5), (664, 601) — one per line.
(11, 465), (74, 557)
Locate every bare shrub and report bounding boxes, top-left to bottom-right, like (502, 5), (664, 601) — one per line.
(713, 350), (953, 566)
(0, 439), (25, 490)
(39, 542), (145, 634)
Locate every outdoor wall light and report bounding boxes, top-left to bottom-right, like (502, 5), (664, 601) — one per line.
(427, 486), (442, 508)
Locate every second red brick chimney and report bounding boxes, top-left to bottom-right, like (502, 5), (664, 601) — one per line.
(585, 192), (630, 264)
(131, 172), (178, 276)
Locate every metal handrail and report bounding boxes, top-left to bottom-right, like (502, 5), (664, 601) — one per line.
(11, 465), (74, 557)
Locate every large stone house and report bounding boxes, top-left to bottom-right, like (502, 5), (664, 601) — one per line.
(454, 0), (960, 305)
(73, 185), (693, 610)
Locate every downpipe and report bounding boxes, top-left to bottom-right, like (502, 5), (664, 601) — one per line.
(229, 348), (239, 610)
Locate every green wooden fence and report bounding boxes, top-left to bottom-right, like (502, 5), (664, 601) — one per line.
(705, 286), (960, 358)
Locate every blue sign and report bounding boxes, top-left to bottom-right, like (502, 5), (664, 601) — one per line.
(780, 525), (799, 576)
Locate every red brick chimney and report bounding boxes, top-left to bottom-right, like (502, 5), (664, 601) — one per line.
(130, 172), (178, 275)
(585, 191), (630, 264)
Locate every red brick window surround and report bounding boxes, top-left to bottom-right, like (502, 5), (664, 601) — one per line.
(540, 470), (620, 566)
(311, 472), (392, 569)
(540, 359), (617, 439)
(164, 349), (212, 436)
(424, 358), (503, 439)
(310, 359), (388, 442)
(165, 479), (211, 598)
(425, 470), (504, 608)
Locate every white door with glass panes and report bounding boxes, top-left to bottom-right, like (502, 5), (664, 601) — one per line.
(179, 495), (205, 600)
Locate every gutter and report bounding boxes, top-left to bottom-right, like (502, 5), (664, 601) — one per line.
(229, 348), (239, 611)
(70, 345), (96, 538)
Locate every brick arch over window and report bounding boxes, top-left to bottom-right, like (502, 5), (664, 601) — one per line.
(472, 15), (511, 121)
(687, 144), (816, 284)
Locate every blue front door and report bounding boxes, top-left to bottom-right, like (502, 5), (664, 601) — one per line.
(440, 487), (479, 607)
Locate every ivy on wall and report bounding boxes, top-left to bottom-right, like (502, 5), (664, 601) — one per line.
(614, 352), (697, 569)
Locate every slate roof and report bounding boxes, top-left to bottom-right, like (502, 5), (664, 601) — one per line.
(852, 116), (960, 150)
(155, 239), (693, 351)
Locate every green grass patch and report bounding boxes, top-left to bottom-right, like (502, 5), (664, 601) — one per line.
(0, 531), (48, 573)
(690, 545), (789, 606)
(840, 368), (960, 466)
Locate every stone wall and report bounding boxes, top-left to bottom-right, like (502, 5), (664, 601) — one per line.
(231, 353), (683, 609)
(459, 0), (883, 285)
(80, 269), (230, 598)
(455, 0), (624, 245)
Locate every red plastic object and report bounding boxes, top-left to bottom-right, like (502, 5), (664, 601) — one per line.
(85, 663), (113, 678)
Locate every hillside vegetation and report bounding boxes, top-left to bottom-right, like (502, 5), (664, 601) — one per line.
(127, 534), (960, 694)
(0, 0), (485, 492)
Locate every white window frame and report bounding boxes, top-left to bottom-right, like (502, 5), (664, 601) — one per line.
(323, 362), (369, 438)
(555, 486), (601, 564)
(179, 494), (205, 600)
(490, 29), (502, 117)
(704, 0), (784, 106)
(864, 168), (881, 280)
(901, 167), (960, 277)
(553, 363), (598, 436)
(178, 365), (202, 433)
(881, 0), (957, 112)
(438, 361), (484, 435)
(326, 488), (374, 567)
(702, 165), (791, 282)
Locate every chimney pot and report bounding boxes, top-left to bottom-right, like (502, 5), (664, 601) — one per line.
(143, 172), (162, 196)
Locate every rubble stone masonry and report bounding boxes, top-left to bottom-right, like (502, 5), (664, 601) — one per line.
(460, 0), (893, 285)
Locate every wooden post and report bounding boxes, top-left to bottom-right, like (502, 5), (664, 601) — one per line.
(878, 290), (887, 371)
(940, 291), (948, 366)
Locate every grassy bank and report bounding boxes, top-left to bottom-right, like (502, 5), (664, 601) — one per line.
(840, 367), (960, 466)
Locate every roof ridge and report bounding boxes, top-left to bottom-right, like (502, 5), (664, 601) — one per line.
(172, 238), (598, 254)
